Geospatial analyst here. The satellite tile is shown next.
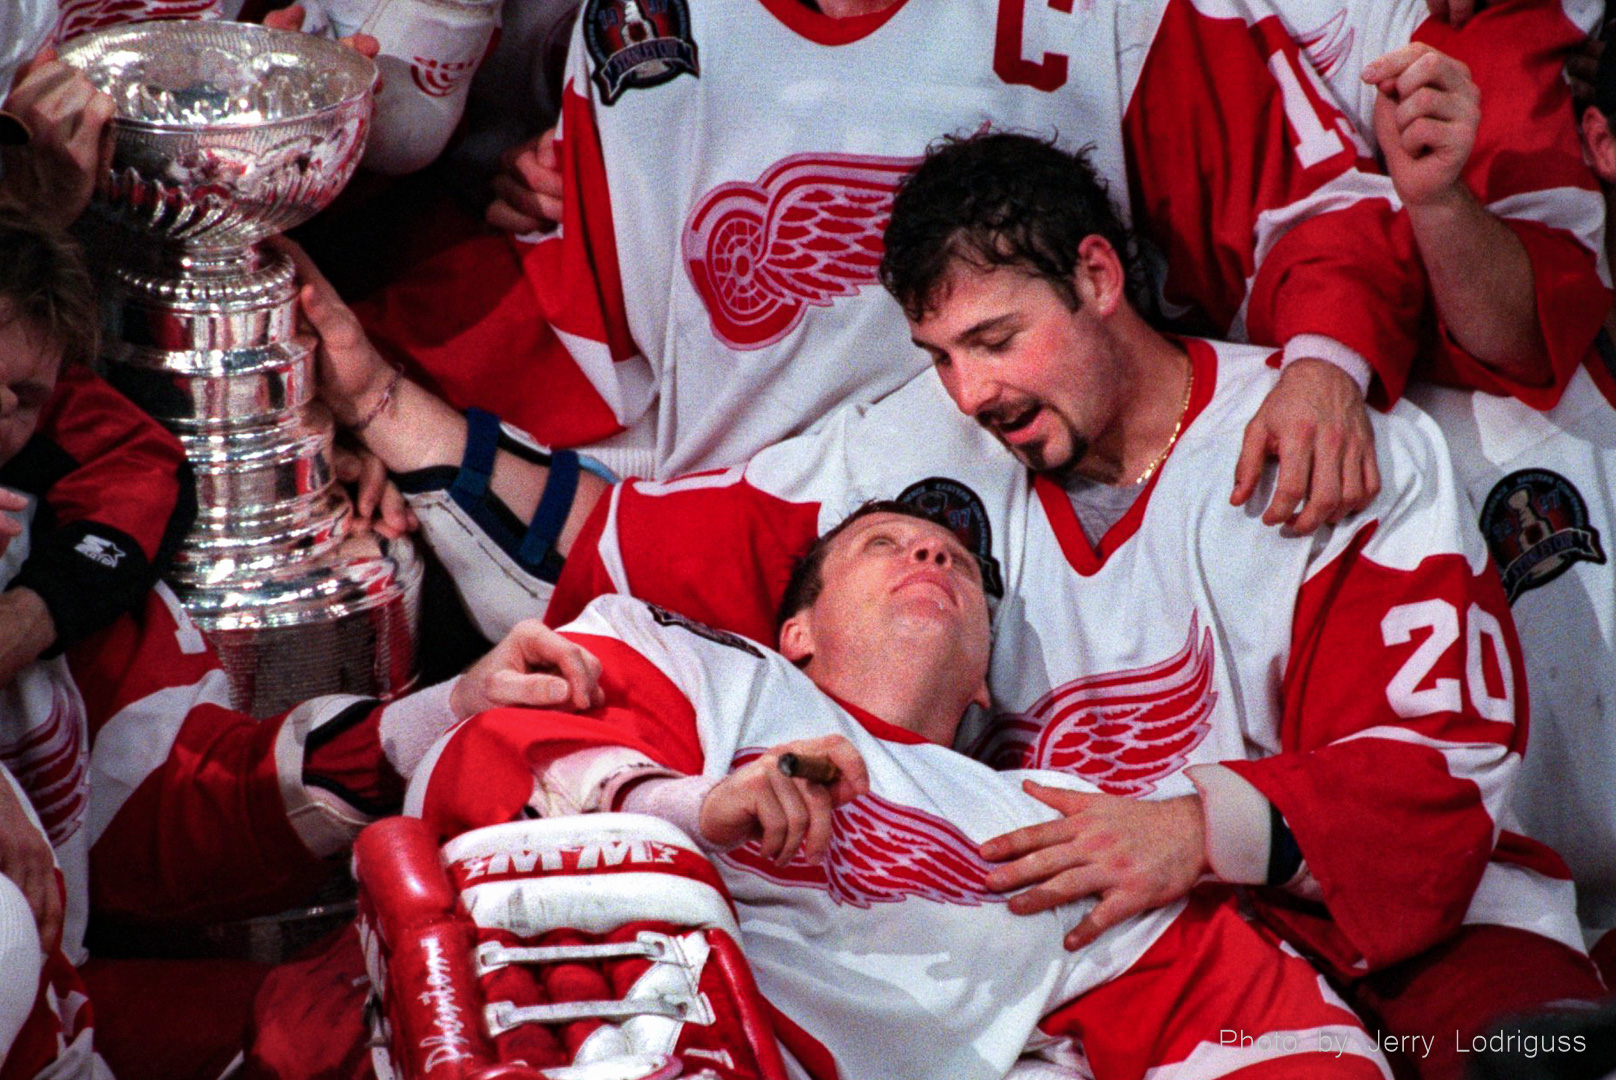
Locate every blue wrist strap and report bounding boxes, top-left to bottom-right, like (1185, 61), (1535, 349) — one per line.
(518, 449), (580, 567)
(450, 407), (501, 512)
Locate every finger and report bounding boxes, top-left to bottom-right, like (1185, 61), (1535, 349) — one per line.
(1064, 891), (1136, 951)
(1338, 446), (1367, 521)
(491, 174), (552, 222)
(1289, 429), (1343, 534)
(340, 33), (381, 60)
(980, 815), (1084, 866)
(15, 48), (58, 85)
(378, 481), (411, 540)
(486, 668), (573, 708)
(753, 782), (789, 863)
(1362, 442), (1382, 506)
(553, 641), (603, 711)
(485, 200), (545, 235)
(261, 4), (305, 31)
(1397, 49), (1469, 102)
(1399, 117), (1450, 159)
(358, 451), (387, 520)
(797, 782), (836, 863)
(332, 445), (362, 484)
(7, 63), (74, 114)
(766, 769), (811, 865)
(1005, 864), (1112, 916)
(987, 840), (1096, 895)
(1393, 86), (1463, 130)
(1231, 414), (1270, 506)
(0, 488), (26, 510)
(1263, 433), (1313, 526)
(1361, 43), (1428, 87)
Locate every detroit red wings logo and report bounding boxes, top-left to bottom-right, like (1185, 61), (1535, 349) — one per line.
(410, 56), (478, 98)
(682, 152), (917, 350)
(973, 615), (1218, 796)
(1295, 9), (1354, 79)
(0, 680), (88, 846)
(55, 0), (221, 42)
(721, 751), (1001, 908)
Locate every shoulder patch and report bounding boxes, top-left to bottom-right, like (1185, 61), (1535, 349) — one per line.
(646, 603), (764, 658)
(1480, 469), (1606, 603)
(896, 478), (1005, 598)
(582, 0), (699, 105)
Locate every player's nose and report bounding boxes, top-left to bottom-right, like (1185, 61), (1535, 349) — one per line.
(947, 358), (998, 418)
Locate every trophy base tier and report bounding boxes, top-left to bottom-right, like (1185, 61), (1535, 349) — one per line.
(175, 536), (424, 718)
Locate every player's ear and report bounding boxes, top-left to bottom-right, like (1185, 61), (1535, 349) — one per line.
(778, 612), (815, 668)
(970, 679), (991, 712)
(1073, 235), (1124, 317)
(1581, 106), (1616, 185)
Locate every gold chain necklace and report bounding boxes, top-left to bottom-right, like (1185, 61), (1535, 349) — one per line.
(1130, 359), (1195, 487)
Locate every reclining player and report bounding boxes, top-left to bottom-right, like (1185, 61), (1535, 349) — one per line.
(385, 502), (1392, 1080)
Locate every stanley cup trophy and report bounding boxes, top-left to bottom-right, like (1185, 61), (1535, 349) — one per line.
(61, 21), (421, 718)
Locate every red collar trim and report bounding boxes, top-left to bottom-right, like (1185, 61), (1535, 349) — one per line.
(1034, 338), (1221, 577)
(828, 693), (930, 744)
(755, 0), (910, 45)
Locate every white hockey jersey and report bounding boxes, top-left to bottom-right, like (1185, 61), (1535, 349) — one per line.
(549, 339), (1581, 977)
(1410, 360), (1616, 940)
(418, 594), (1188, 1080)
(360, 0), (1425, 478)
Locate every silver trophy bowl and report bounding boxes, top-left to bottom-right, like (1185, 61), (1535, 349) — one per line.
(64, 22), (421, 717)
(62, 20), (374, 266)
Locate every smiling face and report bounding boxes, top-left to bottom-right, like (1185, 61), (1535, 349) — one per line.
(0, 306), (61, 468)
(779, 510), (991, 687)
(908, 254), (1129, 482)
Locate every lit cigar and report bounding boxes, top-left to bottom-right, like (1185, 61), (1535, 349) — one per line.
(778, 753), (840, 784)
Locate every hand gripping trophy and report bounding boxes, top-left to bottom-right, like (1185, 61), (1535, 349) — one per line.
(60, 21), (421, 717)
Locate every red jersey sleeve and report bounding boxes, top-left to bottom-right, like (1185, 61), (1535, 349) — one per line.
(1410, 4), (1610, 407)
(1224, 497), (1524, 974)
(75, 586), (381, 925)
(413, 632), (707, 840)
(3, 364), (191, 649)
(1124, 0), (1426, 403)
(356, 67), (646, 448)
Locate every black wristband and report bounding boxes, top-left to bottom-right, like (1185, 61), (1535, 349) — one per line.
(1265, 801), (1304, 887)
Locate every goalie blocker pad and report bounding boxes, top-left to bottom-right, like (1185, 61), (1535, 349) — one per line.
(353, 815), (789, 1080)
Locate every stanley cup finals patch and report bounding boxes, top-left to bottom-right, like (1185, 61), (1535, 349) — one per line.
(1480, 469), (1606, 603)
(583, 0), (699, 105)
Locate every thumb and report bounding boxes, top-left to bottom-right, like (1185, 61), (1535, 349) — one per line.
(487, 669), (572, 709)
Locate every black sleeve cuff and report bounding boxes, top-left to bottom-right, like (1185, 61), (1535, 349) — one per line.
(12, 520), (155, 653)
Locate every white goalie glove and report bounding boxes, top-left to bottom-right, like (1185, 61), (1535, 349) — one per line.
(353, 813), (790, 1080)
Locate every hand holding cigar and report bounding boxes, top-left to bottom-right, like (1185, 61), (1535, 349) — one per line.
(778, 752), (841, 784)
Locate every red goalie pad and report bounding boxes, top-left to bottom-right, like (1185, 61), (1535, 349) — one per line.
(353, 815), (789, 1080)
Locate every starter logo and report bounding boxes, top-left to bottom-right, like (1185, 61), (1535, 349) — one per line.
(74, 534), (126, 568)
(583, 0), (699, 105)
(1480, 469), (1605, 602)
